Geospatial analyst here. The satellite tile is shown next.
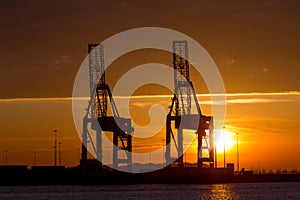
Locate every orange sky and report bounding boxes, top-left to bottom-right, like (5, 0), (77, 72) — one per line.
(0, 1), (300, 171)
(0, 91), (299, 170)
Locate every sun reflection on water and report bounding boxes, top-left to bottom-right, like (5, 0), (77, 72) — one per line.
(209, 184), (239, 200)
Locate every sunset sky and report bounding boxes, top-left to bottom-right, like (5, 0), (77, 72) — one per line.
(0, 0), (300, 171)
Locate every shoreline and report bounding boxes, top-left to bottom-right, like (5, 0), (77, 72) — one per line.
(0, 165), (300, 186)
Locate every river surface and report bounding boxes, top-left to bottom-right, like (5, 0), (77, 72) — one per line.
(0, 182), (299, 199)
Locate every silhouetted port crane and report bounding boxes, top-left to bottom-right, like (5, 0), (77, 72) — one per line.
(81, 44), (133, 174)
(166, 41), (214, 168)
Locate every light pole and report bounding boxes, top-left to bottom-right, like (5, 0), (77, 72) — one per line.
(236, 132), (239, 172)
(215, 143), (217, 168)
(58, 142), (61, 166)
(53, 129), (58, 167)
(223, 126), (226, 168)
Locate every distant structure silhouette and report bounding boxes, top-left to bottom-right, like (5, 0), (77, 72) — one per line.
(166, 41), (214, 168)
(53, 129), (58, 167)
(81, 44), (133, 175)
(80, 41), (216, 175)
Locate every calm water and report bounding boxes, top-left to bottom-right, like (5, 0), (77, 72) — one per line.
(0, 182), (299, 199)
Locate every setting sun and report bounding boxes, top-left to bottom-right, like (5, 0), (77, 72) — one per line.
(214, 130), (237, 154)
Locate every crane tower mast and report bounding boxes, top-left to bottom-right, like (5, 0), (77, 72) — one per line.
(173, 41), (192, 116)
(81, 44), (133, 175)
(88, 44), (107, 118)
(166, 41), (214, 168)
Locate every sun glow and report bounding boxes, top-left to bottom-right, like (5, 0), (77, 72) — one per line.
(214, 130), (237, 154)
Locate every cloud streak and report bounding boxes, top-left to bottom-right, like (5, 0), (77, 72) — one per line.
(200, 98), (295, 105)
(0, 91), (299, 104)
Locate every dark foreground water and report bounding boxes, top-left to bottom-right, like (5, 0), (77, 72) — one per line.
(0, 182), (299, 199)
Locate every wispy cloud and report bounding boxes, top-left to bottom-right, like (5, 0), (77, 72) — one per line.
(0, 97), (73, 103)
(226, 98), (294, 104)
(0, 136), (78, 142)
(221, 91), (300, 97)
(55, 56), (71, 65)
(0, 91), (299, 103)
